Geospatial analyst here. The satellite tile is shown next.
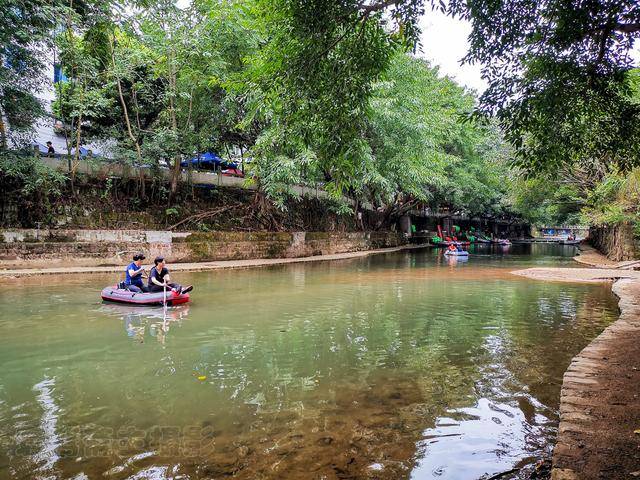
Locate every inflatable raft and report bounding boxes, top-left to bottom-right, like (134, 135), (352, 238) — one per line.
(444, 250), (469, 256)
(101, 286), (190, 306)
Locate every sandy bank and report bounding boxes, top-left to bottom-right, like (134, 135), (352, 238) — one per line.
(0, 244), (428, 280)
(573, 244), (640, 270)
(512, 263), (640, 479)
(510, 267), (640, 283)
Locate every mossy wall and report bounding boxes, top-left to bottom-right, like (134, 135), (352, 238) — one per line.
(0, 229), (408, 268)
(179, 231), (405, 262)
(590, 223), (640, 261)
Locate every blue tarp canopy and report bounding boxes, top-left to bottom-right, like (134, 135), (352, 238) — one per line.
(32, 143), (49, 154)
(72, 146), (91, 157)
(32, 143), (93, 158)
(181, 152), (238, 169)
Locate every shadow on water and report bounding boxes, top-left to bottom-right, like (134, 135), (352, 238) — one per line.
(0, 244), (616, 479)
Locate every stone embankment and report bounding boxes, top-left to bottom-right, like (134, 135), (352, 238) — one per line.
(0, 244), (425, 279)
(590, 223), (640, 262)
(512, 250), (640, 479)
(0, 229), (407, 270)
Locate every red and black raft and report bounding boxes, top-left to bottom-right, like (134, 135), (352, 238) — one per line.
(101, 286), (190, 306)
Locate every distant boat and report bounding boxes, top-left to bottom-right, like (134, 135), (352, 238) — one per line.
(444, 249), (469, 256)
(441, 239), (471, 247)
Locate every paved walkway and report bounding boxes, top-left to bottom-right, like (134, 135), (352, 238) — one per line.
(0, 244), (428, 279)
(513, 251), (640, 479)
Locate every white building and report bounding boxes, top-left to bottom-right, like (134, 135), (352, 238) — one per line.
(7, 57), (110, 157)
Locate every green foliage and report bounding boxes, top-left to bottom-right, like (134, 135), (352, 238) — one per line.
(0, 151), (67, 197)
(40, 0), (518, 222)
(244, 0), (425, 199)
(1, 0), (115, 149)
(442, 0), (640, 175)
(367, 53), (512, 216)
(0, 0), (60, 146)
(509, 176), (584, 226)
(165, 207), (180, 217)
(582, 169), (640, 231)
(500, 62), (640, 230)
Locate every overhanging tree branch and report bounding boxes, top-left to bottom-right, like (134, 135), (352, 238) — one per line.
(613, 22), (640, 34)
(357, 0), (402, 15)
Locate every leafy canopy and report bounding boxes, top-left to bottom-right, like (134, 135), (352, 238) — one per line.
(442, 0), (640, 173)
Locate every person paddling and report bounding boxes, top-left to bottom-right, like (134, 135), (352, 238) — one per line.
(125, 253), (148, 293)
(148, 256), (193, 294)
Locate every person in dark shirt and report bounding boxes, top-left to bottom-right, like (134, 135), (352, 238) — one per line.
(124, 253), (148, 292)
(46, 141), (55, 157)
(148, 256), (193, 294)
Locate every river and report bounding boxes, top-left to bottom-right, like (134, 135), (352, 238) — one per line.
(0, 244), (618, 479)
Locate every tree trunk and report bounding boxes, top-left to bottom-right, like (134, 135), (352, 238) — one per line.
(169, 72), (180, 198)
(71, 112), (82, 195)
(64, 0), (76, 194)
(0, 118), (7, 150)
(111, 36), (145, 198)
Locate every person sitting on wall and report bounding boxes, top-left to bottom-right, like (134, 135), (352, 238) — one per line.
(124, 253), (149, 293)
(148, 256), (193, 294)
(46, 141), (55, 157)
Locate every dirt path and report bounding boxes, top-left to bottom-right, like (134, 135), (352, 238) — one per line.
(0, 244), (428, 280)
(512, 265), (640, 479)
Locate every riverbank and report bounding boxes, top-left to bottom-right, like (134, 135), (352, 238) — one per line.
(0, 229), (409, 270)
(513, 248), (640, 479)
(0, 243), (428, 279)
(573, 243), (640, 269)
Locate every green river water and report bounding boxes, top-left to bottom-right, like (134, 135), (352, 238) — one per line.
(0, 244), (619, 480)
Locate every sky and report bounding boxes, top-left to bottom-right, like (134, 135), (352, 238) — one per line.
(418, 10), (487, 94)
(418, 9), (640, 95)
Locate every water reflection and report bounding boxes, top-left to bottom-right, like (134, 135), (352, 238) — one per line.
(411, 332), (554, 479)
(33, 377), (61, 474)
(444, 254), (469, 266)
(99, 304), (190, 344)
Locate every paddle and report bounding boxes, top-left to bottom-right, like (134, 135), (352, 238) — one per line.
(162, 284), (168, 329)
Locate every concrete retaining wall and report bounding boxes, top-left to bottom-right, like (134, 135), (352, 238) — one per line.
(590, 223), (640, 261)
(0, 229), (407, 269)
(39, 157), (370, 206)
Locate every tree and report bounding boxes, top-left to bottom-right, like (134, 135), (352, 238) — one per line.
(46, 0), (518, 224)
(441, 0), (640, 174)
(366, 53), (513, 218)
(509, 176), (584, 226)
(1, 0), (115, 149)
(55, 10), (111, 191)
(0, 0), (61, 148)
(243, 0), (427, 202)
